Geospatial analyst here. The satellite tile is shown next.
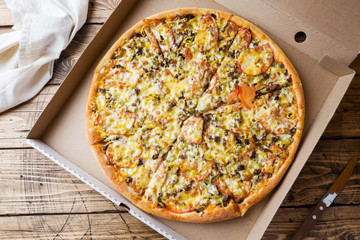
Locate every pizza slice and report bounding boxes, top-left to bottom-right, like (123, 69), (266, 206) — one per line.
(216, 143), (289, 215)
(141, 139), (240, 222)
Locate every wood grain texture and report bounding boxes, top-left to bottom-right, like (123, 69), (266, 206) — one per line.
(0, 0), (13, 26)
(87, 0), (123, 24)
(0, 213), (166, 239)
(282, 151), (360, 206)
(0, 149), (127, 215)
(264, 206), (360, 240)
(0, 0), (359, 239)
(51, 24), (103, 85)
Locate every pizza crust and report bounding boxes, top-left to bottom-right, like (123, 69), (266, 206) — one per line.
(86, 8), (305, 223)
(136, 198), (240, 223)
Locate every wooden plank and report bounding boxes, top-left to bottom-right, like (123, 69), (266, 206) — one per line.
(0, 112), (40, 148)
(0, 0), (13, 26)
(349, 54), (360, 75)
(0, 149), (126, 215)
(322, 76), (360, 138)
(0, 83), (57, 148)
(264, 206), (360, 240)
(0, 212), (165, 239)
(87, 0), (122, 24)
(0, 26), (12, 34)
(282, 151), (360, 206)
(10, 85), (59, 112)
(50, 24), (103, 85)
(314, 138), (360, 153)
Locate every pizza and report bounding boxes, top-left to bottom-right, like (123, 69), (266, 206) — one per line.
(86, 8), (305, 223)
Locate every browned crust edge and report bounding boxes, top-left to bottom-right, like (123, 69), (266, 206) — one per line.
(137, 199), (240, 223)
(86, 8), (305, 222)
(86, 72), (103, 145)
(230, 14), (305, 215)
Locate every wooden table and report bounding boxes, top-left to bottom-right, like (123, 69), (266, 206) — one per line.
(0, 1), (359, 239)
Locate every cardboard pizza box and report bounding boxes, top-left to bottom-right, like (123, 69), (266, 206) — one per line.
(26, 0), (360, 239)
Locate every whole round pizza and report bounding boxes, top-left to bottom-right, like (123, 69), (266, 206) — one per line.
(86, 8), (305, 223)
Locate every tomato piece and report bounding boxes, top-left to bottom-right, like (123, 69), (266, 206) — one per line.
(132, 178), (143, 195)
(237, 43), (274, 76)
(259, 105), (297, 135)
(143, 24), (161, 54)
(146, 19), (176, 53)
(222, 21), (238, 42)
(262, 145), (286, 174)
(190, 59), (216, 97)
(261, 153), (276, 174)
(105, 136), (142, 168)
(238, 85), (256, 109)
(195, 13), (218, 52)
(180, 159), (214, 182)
(233, 27), (251, 51)
(181, 116), (204, 144)
(271, 144), (286, 156)
(226, 87), (240, 104)
(216, 178), (232, 196)
(163, 182), (201, 213)
(184, 47), (193, 61)
(204, 73), (219, 94)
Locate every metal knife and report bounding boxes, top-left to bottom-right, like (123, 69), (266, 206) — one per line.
(291, 152), (358, 240)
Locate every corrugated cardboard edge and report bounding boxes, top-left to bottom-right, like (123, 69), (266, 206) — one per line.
(26, 139), (186, 240)
(247, 56), (355, 239)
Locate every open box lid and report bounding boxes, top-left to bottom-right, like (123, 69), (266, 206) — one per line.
(216, 0), (360, 65)
(26, 0), (358, 239)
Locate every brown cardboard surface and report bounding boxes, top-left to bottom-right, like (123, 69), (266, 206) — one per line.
(263, 0), (360, 58)
(29, 0), (357, 239)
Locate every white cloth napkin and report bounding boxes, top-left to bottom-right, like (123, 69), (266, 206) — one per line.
(0, 0), (88, 113)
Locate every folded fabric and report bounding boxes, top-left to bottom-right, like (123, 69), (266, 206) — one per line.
(0, 0), (88, 113)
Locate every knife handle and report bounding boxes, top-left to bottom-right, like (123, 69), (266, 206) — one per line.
(290, 201), (327, 240)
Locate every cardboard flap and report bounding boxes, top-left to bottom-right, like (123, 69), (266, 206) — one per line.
(264, 0), (360, 55)
(215, 0), (359, 65)
(319, 55), (356, 77)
